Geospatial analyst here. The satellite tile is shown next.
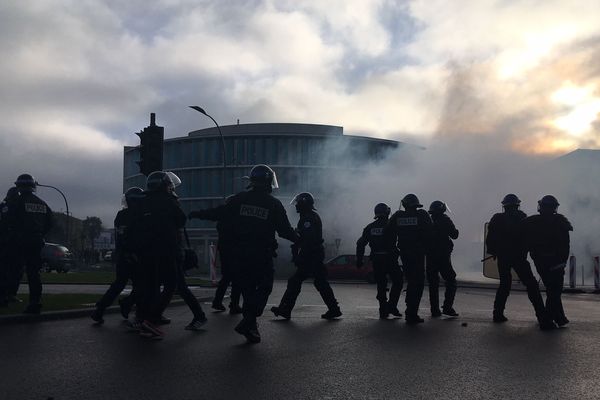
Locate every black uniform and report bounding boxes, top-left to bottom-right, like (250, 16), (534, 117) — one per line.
(94, 208), (137, 313)
(220, 189), (297, 328)
(132, 191), (186, 323)
(0, 195), (18, 304)
(10, 192), (53, 308)
(385, 208), (432, 320)
(277, 210), (339, 313)
(426, 213), (459, 314)
(486, 210), (548, 322)
(356, 217), (403, 314)
(522, 213), (572, 325)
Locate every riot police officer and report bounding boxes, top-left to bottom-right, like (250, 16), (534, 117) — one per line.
(385, 194), (432, 324)
(522, 195), (572, 327)
(356, 203), (403, 319)
(426, 201), (459, 317)
(90, 187), (143, 324)
(486, 194), (555, 330)
(271, 192), (342, 321)
(199, 165), (298, 343)
(10, 174), (53, 314)
(0, 187), (19, 306)
(132, 171), (187, 339)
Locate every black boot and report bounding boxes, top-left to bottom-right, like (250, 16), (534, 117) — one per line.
(431, 308), (442, 318)
(229, 304), (243, 315)
(442, 307), (459, 317)
(271, 306), (291, 320)
(321, 307), (342, 320)
(493, 310), (508, 323)
(91, 308), (105, 324)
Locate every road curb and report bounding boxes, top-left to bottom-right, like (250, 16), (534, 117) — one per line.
(0, 296), (213, 325)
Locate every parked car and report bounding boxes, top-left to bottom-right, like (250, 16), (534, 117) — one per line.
(41, 243), (73, 273)
(325, 254), (375, 283)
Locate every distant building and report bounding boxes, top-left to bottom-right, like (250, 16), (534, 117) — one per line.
(123, 123), (403, 269)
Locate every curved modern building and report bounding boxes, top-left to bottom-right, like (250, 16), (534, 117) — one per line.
(123, 123), (402, 269)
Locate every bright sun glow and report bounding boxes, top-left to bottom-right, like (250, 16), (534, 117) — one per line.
(551, 82), (600, 137)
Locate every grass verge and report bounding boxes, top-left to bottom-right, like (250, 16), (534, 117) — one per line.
(0, 293), (100, 315)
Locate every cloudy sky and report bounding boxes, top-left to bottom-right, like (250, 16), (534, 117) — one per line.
(1, 0), (599, 223)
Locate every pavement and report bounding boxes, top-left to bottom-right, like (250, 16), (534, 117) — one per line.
(2, 281), (600, 399)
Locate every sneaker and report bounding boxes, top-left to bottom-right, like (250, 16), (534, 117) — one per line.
(493, 313), (508, 323)
(118, 298), (131, 319)
(271, 306), (292, 320)
(229, 304), (243, 315)
(139, 329), (164, 340)
(388, 307), (402, 317)
(442, 307), (459, 317)
(212, 302), (226, 312)
(91, 308), (105, 324)
(321, 308), (342, 320)
(185, 316), (208, 331)
(406, 315), (425, 324)
(157, 315), (171, 325)
(126, 320), (143, 332)
(431, 308), (442, 318)
(23, 304), (41, 315)
(141, 320), (164, 338)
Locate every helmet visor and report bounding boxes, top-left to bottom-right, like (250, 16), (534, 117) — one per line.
(271, 171), (279, 190)
(165, 171), (182, 188)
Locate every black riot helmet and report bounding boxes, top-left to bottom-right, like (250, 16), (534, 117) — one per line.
(122, 187), (144, 208)
(15, 174), (37, 193)
(146, 171), (174, 193)
(428, 200), (447, 215)
(374, 203), (391, 219)
(291, 192), (315, 213)
(538, 195), (559, 215)
(401, 193), (423, 210)
(501, 193), (521, 210)
(248, 164), (279, 192)
(4, 187), (19, 202)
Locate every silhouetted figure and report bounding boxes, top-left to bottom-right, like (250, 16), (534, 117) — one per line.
(197, 165), (297, 343)
(522, 195), (572, 327)
(272, 192), (342, 321)
(426, 200), (459, 317)
(385, 194), (432, 324)
(130, 171), (187, 339)
(356, 202), (403, 319)
(10, 174), (53, 314)
(90, 187), (143, 324)
(487, 194), (556, 330)
(189, 195), (242, 315)
(0, 187), (19, 306)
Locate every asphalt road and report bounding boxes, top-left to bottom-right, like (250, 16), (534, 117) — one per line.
(2, 282), (600, 400)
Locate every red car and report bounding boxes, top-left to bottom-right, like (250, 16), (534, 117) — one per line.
(325, 254), (375, 283)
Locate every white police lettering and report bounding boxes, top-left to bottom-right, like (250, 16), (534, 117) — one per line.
(304, 221), (311, 228)
(240, 204), (269, 220)
(397, 217), (418, 226)
(25, 203), (46, 213)
(370, 227), (383, 236)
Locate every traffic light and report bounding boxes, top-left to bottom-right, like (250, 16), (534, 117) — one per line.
(135, 113), (164, 176)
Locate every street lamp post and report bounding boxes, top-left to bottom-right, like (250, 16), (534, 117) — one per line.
(37, 183), (70, 246)
(189, 106), (227, 202)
